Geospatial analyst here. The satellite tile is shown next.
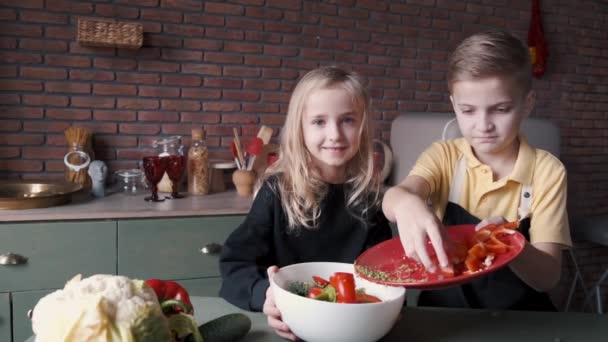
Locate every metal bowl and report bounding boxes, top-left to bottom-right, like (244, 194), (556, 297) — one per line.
(0, 180), (83, 210)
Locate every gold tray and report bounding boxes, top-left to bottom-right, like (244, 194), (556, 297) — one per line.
(0, 180), (83, 210)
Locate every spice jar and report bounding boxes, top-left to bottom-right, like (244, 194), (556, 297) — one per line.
(187, 128), (209, 195)
(153, 136), (184, 193)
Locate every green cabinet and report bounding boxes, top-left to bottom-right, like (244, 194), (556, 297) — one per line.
(0, 293), (10, 342)
(12, 289), (53, 342)
(0, 221), (117, 292)
(118, 215), (244, 296)
(1, 214), (244, 342)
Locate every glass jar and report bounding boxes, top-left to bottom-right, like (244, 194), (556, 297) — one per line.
(187, 128), (209, 195)
(64, 142), (91, 189)
(115, 169), (146, 195)
(153, 136), (184, 193)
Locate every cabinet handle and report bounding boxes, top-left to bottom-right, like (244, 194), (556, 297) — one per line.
(200, 243), (222, 255)
(0, 252), (28, 265)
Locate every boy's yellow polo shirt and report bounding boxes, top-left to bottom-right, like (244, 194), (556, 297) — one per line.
(409, 136), (572, 247)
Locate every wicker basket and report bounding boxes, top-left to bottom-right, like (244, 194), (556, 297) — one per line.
(77, 17), (143, 49)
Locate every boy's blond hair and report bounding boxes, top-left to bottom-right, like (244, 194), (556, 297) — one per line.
(448, 30), (532, 95)
(263, 66), (379, 230)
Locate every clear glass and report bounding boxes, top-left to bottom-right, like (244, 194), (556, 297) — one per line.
(115, 169), (146, 195)
(153, 135), (184, 156)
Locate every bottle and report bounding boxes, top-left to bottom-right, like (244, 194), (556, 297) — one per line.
(187, 128), (209, 195)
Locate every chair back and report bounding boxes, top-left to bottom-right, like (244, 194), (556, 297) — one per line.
(389, 112), (561, 185)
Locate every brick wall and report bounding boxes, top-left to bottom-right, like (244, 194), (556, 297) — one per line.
(0, 0), (607, 310)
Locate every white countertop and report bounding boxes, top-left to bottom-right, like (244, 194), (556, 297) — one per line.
(0, 190), (253, 222)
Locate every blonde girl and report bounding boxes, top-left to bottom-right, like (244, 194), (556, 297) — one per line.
(219, 66), (392, 341)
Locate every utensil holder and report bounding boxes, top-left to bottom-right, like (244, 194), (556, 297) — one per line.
(232, 170), (256, 197)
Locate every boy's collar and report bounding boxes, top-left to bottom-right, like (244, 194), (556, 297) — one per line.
(455, 136), (535, 184)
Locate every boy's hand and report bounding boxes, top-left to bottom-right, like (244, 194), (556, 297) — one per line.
(475, 216), (507, 231)
(394, 200), (449, 273)
(263, 266), (297, 341)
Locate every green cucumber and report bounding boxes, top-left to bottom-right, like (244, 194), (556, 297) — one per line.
(198, 313), (252, 342)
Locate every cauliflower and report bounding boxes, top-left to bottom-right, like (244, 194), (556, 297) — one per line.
(32, 274), (171, 342)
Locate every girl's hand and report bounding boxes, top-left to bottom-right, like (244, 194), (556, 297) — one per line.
(394, 200), (448, 273)
(263, 266), (297, 341)
(475, 216), (507, 231)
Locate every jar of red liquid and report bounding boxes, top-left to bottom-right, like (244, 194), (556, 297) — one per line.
(153, 136), (185, 194)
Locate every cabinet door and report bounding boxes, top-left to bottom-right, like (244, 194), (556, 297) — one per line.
(177, 277), (223, 297)
(0, 293), (10, 342)
(12, 289), (54, 342)
(0, 221), (117, 292)
(118, 216), (244, 280)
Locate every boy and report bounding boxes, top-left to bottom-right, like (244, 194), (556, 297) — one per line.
(382, 30), (571, 310)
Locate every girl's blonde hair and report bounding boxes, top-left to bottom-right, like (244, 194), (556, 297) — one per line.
(263, 66), (379, 230)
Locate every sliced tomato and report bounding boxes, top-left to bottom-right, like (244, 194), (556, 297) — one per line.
(356, 293), (382, 303)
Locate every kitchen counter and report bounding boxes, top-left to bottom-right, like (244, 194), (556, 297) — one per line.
(0, 190), (253, 222)
(191, 296), (606, 342)
(25, 296), (608, 342)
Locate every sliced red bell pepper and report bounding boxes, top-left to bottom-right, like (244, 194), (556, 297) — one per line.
(503, 221), (520, 229)
(145, 279), (193, 315)
(439, 264), (455, 278)
(330, 272), (357, 303)
(465, 255), (482, 273)
(356, 293), (382, 303)
(307, 287), (323, 299)
(485, 242), (509, 254)
(312, 276), (329, 287)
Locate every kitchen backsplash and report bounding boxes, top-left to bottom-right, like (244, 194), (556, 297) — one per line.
(0, 0), (606, 218)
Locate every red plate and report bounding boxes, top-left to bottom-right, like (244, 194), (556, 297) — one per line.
(354, 224), (526, 289)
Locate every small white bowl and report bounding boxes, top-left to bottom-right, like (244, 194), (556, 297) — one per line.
(270, 262), (406, 342)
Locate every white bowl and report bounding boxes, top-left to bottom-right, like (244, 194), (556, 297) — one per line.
(270, 262), (406, 342)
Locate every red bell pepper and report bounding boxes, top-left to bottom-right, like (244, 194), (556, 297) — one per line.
(145, 279), (193, 316)
(307, 287), (323, 299)
(312, 276), (329, 287)
(356, 293), (382, 303)
(330, 272), (357, 303)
